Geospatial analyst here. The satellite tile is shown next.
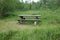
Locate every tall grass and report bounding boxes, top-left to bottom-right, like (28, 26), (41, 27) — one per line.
(0, 26), (60, 40)
(0, 8), (60, 40)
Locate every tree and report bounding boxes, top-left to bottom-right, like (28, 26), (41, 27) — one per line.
(0, 0), (20, 17)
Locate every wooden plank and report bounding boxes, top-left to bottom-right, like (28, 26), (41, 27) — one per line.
(19, 19), (40, 20)
(19, 15), (41, 17)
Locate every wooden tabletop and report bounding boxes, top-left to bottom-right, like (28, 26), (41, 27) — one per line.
(19, 15), (41, 17)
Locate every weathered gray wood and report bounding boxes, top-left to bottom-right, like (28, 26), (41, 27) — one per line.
(19, 15), (41, 17)
(18, 14), (41, 24)
(19, 19), (40, 21)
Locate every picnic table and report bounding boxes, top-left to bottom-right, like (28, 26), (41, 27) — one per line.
(18, 14), (41, 25)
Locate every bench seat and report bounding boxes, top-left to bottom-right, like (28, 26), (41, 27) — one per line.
(19, 19), (40, 20)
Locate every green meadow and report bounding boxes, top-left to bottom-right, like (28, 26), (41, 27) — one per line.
(0, 9), (60, 40)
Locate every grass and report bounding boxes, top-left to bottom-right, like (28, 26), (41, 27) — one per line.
(0, 8), (60, 40)
(0, 27), (60, 40)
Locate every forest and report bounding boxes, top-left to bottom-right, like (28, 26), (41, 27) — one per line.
(0, 0), (60, 40)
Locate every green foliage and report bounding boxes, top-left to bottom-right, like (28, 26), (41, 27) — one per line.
(0, 0), (20, 17)
(0, 9), (60, 40)
(0, 27), (60, 40)
(0, 30), (17, 40)
(0, 0), (60, 40)
(0, 0), (60, 18)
